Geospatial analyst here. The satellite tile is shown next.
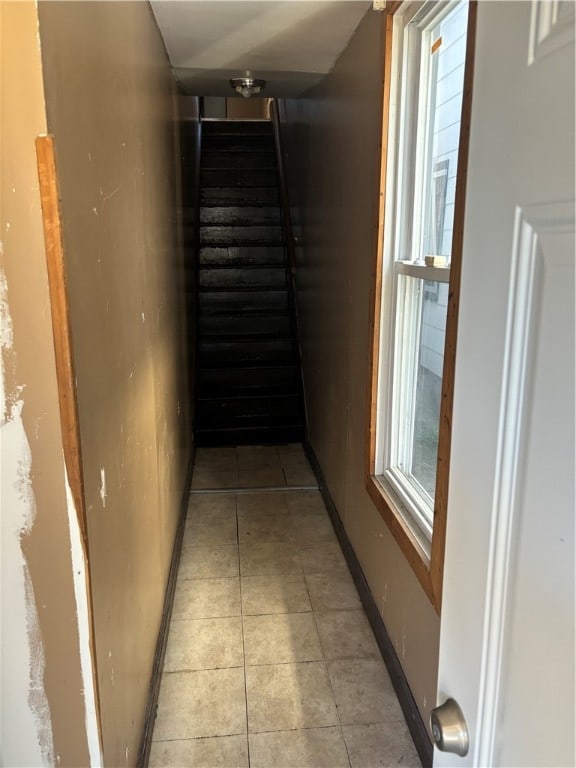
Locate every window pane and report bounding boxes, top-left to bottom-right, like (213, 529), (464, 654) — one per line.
(411, 281), (448, 499)
(421, 2), (469, 262)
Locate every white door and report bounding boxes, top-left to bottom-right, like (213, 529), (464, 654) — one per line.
(435, 2), (575, 766)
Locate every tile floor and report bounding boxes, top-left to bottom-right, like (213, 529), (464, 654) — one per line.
(150, 444), (421, 768)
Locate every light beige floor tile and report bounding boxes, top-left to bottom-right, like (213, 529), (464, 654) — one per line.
(343, 723), (421, 768)
(237, 445), (282, 470)
(237, 492), (289, 516)
(149, 734), (249, 768)
(187, 493), (237, 523)
(277, 443), (307, 463)
(315, 610), (380, 660)
(241, 574), (311, 615)
(239, 541), (301, 576)
(291, 513), (337, 544)
(191, 469), (239, 490)
(246, 662), (338, 733)
(195, 446), (238, 469)
(238, 508), (295, 543)
(153, 668), (246, 740)
(279, 451), (310, 468)
(284, 464), (318, 486)
(164, 617), (243, 672)
(243, 613), (323, 665)
(328, 659), (404, 725)
(249, 727), (349, 768)
(238, 466), (286, 488)
(172, 577), (241, 620)
(305, 571), (361, 612)
(285, 490), (327, 515)
(298, 539), (348, 575)
(183, 516), (238, 548)
(179, 546), (239, 580)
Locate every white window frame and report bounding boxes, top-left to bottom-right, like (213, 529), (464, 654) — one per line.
(375, 0), (466, 544)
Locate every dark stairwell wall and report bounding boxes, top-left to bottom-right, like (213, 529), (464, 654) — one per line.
(37, 2), (196, 763)
(279, 9), (440, 726)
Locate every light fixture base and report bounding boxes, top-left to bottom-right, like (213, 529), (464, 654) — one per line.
(230, 76), (266, 99)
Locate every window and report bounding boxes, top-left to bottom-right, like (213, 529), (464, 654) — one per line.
(367, 0), (475, 610)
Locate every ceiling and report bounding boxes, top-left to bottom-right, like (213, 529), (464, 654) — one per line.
(150, 1), (372, 97)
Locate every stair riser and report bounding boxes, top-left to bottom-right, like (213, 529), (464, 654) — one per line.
(199, 268), (287, 291)
(201, 152), (276, 170)
(196, 396), (302, 429)
(201, 169), (277, 188)
(199, 314), (291, 338)
(199, 339), (295, 365)
(202, 135), (275, 153)
(199, 291), (289, 314)
(197, 366), (300, 398)
(201, 121), (273, 136)
(195, 426), (305, 447)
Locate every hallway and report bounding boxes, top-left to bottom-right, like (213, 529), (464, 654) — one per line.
(149, 445), (420, 767)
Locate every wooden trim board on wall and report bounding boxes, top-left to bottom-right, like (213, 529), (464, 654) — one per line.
(36, 135), (88, 545)
(305, 442), (433, 768)
(365, 2), (478, 613)
(35, 134), (104, 757)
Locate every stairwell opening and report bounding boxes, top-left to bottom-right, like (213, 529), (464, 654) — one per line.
(183, 114), (306, 447)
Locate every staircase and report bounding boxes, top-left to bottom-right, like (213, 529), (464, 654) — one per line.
(194, 120), (305, 446)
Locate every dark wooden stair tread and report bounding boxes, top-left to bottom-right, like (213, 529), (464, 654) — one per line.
(200, 207), (281, 225)
(201, 186), (279, 205)
(199, 246), (285, 267)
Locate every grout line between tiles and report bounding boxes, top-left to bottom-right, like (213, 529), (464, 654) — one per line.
(163, 663), (245, 675)
(236, 491), (252, 768)
(152, 733), (249, 744)
(152, 721), (361, 746)
(339, 722), (353, 768)
(248, 723), (353, 736)
(190, 485), (318, 494)
(171, 613), (240, 621)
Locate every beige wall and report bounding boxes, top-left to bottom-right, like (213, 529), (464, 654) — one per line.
(282, 10), (440, 723)
(0, 3), (97, 765)
(226, 97), (269, 119)
(37, 2), (191, 764)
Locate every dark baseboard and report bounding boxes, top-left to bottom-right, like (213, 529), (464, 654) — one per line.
(137, 447), (195, 768)
(304, 442), (433, 768)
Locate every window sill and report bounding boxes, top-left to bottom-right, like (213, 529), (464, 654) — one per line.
(366, 473), (439, 611)
(377, 473), (432, 556)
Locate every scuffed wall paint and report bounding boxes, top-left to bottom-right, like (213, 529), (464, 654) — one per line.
(2, 3), (98, 763)
(1, 271), (55, 768)
(99, 467), (107, 509)
(36, 2), (192, 762)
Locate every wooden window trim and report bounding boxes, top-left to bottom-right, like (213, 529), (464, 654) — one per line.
(366, 1), (477, 614)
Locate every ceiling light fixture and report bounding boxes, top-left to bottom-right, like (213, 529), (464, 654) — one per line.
(230, 74), (266, 99)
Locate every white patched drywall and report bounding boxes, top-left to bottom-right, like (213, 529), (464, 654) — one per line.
(1, 265), (102, 765)
(0, 268), (55, 767)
